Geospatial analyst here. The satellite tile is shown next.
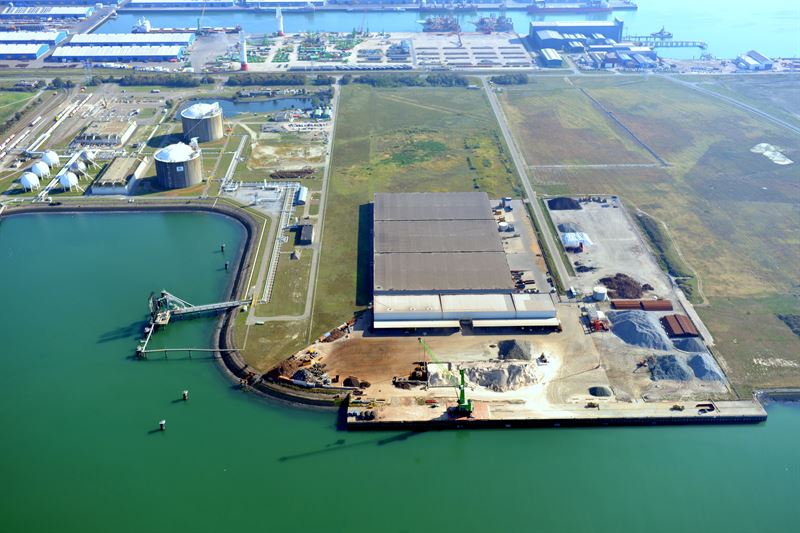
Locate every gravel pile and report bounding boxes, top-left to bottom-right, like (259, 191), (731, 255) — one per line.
(292, 368), (315, 382)
(498, 340), (532, 361)
(673, 338), (706, 352)
(648, 355), (691, 381)
(687, 353), (722, 381)
(608, 310), (672, 351)
(465, 363), (538, 392)
(557, 222), (581, 233)
(548, 197), (581, 210)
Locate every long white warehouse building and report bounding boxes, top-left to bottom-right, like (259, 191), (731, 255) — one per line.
(50, 45), (185, 62)
(69, 33), (196, 47)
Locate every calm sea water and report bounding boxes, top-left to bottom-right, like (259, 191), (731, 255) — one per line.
(0, 211), (797, 533)
(100, 0), (800, 58)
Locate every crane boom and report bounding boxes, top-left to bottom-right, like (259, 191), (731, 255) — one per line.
(418, 338), (473, 416)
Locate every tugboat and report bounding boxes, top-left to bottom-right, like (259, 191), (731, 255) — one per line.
(132, 16), (151, 34)
(472, 13), (514, 34)
(650, 26), (673, 39)
(419, 16), (460, 33)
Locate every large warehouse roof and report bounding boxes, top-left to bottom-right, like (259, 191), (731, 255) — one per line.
(0, 43), (49, 57)
(69, 33), (195, 46)
(374, 191), (493, 221)
(374, 252), (513, 292)
(50, 45), (184, 60)
(375, 219), (502, 254)
(0, 31), (67, 44)
(0, 6), (94, 17)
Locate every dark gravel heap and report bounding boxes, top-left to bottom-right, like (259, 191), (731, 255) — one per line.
(498, 340), (532, 361)
(548, 197), (582, 210)
(648, 355), (691, 381)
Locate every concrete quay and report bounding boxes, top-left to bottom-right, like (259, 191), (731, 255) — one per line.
(347, 398), (767, 430)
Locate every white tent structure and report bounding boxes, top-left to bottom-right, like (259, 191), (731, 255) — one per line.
(58, 171), (81, 191)
(20, 171), (40, 190)
(30, 161), (50, 178)
(41, 150), (60, 167)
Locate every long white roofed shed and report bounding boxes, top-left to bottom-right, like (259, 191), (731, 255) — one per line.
(69, 33), (195, 47)
(50, 45), (185, 62)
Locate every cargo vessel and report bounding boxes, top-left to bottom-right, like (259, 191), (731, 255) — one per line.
(472, 14), (514, 34)
(419, 16), (460, 33)
(528, 1), (612, 14)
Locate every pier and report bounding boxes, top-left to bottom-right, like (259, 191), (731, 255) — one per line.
(624, 36), (708, 49)
(137, 290), (251, 357)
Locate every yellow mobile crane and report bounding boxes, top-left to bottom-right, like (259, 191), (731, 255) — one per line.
(418, 338), (473, 417)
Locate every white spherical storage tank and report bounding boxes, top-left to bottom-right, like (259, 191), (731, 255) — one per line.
(80, 150), (96, 163)
(41, 150), (60, 167)
(31, 161), (50, 178)
(69, 160), (87, 174)
(59, 172), (79, 191)
(20, 171), (40, 190)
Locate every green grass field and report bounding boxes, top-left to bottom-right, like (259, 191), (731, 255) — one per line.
(511, 75), (800, 393)
(255, 250), (312, 317)
(498, 79), (654, 166)
(0, 91), (37, 127)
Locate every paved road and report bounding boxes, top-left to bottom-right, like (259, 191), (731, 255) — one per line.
(481, 77), (572, 290)
(660, 74), (800, 136)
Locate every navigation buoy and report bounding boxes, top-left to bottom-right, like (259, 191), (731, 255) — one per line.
(224, 261), (229, 271)
(220, 243), (226, 253)
(182, 390), (189, 401)
(159, 419), (166, 431)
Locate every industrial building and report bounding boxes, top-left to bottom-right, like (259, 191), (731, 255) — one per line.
(0, 6), (95, 19)
(72, 121), (137, 148)
(68, 33), (195, 47)
(372, 192), (559, 329)
(128, 0), (236, 6)
(539, 48), (563, 68)
(528, 19), (624, 45)
(50, 45), (185, 62)
(9, 0), (118, 5)
(0, 43), (49, 60)
(243, 0), (327, 7)
(297, 224), (314, 246)
(154, 142), (203, 190)
(180, 102), (224, 143)
(0, 31), (67, 45)
(735, 50), (773, 71)
(90, 156), (148, 195)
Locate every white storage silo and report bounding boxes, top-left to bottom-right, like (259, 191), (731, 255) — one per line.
(69, 160), (87, 175)
(180, 102), (224, 143)
(592, 286), (608, 302)
(154, 142), (203, 189)
(31, 161), (50, 178)
(42, 150), (60, 168)
(20, 171), (40, 190)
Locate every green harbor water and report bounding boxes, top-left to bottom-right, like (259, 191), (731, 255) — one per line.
(0, 211), (797, 533)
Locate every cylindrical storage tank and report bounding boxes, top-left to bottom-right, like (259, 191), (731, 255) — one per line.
(20, 171), (40, 190)
(592, 286), (608, 302)
(31, 161), (50, 178)
(41, 150), (60, 168)
(180, 102), (224, 143)
(59, 171), (79, 190)
(498, 222), (509, 232)
(69, 160), (87, 175)
(154, 142), (203, 190)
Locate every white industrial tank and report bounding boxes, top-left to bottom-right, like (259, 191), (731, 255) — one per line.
(69, 160), (87, 174)
(31, 161), (50, 178)
(180, 102), (224, 143)
(41, 150), (60, 167)
(592, 286), (608, 301)
(154, 142), (203, 189)
(59, 171), (79, 190)
(20, 171), (40, 190)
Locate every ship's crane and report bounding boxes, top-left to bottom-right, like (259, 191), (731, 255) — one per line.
(197, 1), (207, 34)
(418, 338), (473, 416)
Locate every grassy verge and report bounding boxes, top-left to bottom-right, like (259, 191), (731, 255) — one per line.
(538, 197), (576, 277)
(634, 210), (699, 303)
(255, 249), (312, 317)
(525, 200), (565, 295)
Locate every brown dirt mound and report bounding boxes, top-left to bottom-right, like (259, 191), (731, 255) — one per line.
(599, 273), (651, 299)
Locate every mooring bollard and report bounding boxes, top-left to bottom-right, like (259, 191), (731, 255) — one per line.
(159, 420), (166, 431)
(182, 390), (189, 401)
